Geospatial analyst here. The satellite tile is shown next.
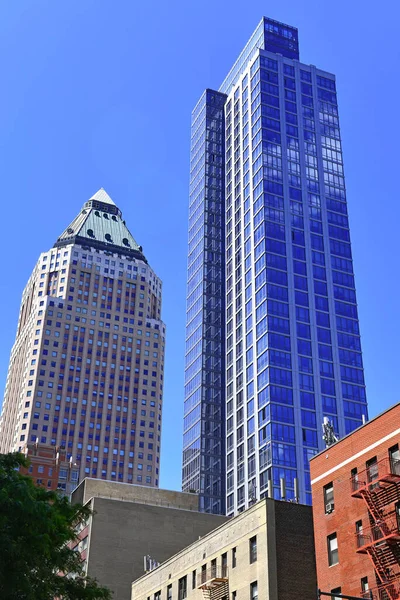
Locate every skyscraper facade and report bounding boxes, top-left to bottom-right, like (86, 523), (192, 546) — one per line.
(183, 17), (367, 515)
(0, 189), (165, 487)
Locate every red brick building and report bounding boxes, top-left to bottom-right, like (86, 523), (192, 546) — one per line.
(20, 441), (79, 494)
(310, 402), (400, 600)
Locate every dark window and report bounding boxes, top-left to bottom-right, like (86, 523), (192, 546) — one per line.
(324, 482), (334, 513)
(351, 467), (358, 492)
(250, 581), (258, 600)
(327, 533), (338, 566)
(178, 575), (187, 600)
(355, 520), (363, 548)
(389, 444), (400, 474)
(201, 564), (207, 584)
(222, 552), (228, 577)
(396, 502), (400, 531)
(232, 547), (237, 568)
(331, 588), (341, 600)
(192, 570), (196, 590)
(167, 585), (172, 600)
(361, 577), (368, 593)
(366, 456), (378, 489)
(154, 592), (161, 600)
(211, 558), (217, 578)
(249, 536), (257, 563)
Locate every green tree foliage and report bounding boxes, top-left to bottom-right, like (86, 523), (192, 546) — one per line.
(0, 452), (112, 599)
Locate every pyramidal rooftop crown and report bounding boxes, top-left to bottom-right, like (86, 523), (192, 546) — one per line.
(54, 188), (146, 262)
(89, 188), (117, 207)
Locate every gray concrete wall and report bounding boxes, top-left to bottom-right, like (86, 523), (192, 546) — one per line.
(88, 497), (228, 600)
(71, 478), (200, 511)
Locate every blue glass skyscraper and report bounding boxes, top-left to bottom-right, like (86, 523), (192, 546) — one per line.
(183, 17), (368, 515)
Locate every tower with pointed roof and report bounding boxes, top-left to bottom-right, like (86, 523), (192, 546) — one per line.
(0, 190), (165, 490)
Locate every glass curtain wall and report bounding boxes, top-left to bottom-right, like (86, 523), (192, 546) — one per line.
(182, 90), (227, 514)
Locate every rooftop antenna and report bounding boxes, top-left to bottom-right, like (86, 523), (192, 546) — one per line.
(249, 481), (257, 505)
(322, 417), (339, 448)
(280, 477), (286, 501)
(294, 477), (299, 503)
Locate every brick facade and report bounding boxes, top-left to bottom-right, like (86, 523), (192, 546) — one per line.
(20, 441), (79, 493)
(310, 402), (400, 599)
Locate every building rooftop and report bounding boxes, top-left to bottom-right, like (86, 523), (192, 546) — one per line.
(310, 401), (400, 462)
(71, 478), (203, 512)
(54, 188), (147, 262)
(219, 16), (299, 95)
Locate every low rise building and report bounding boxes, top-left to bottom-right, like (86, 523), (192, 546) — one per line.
(20, 441), (79, 493)
(131, 498), (316, 600)
(71, 479), (228, 600)
(310, 402), (400, 600)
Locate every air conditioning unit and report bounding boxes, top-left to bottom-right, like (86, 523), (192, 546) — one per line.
(326, 502), (335, 514)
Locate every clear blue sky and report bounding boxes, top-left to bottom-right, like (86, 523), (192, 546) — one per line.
(0, 0), (399, 491)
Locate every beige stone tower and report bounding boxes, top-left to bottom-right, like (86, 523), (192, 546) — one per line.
(0, 189), (165, 487)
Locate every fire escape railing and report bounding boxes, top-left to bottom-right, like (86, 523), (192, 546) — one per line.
(350, 458), (400, 600)
(197, 566), (229, 600)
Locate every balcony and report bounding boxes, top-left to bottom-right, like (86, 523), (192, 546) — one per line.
(356, 515), (400, 553)
(197, 566), (228, 590)
(351, 458), (400, 498)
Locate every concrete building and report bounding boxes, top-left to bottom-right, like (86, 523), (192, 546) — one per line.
(71, 478), (228, 600)
(183, 15), (368, 515)
(131, 498), (316, 600)
(20, 441), (79, 494)
(310, 402), (400, 600)
(0, 189), (165, 487)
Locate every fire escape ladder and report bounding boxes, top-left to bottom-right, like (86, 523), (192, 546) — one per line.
(201, 590), (212, 600)
(351, 459), (400, 599)
(360, 488), (385, 523)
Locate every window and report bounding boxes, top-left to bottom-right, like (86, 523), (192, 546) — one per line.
(178, 575), (187, 599)
(167, 586), (172, 600)
(211, 558), (217, 578)
(250, 581), (258, 600)
(351, 467), (358, 492)
(324, 482), (334, 513)
(327, 533), (338, 566)
(232, 547), (237, 568)
(366, 456), (378, 489)
(249, 536), (257, 563)
(389, 444), (400, 475)
(154, 592), (161, 600)
(355, 520), (363, 548)
(361, 577), (368, 593)
(232, 593), (237, 600)
(201, 564), (207, 584)
(222, 552), (228, 577)
(331, 587), (341, 600)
